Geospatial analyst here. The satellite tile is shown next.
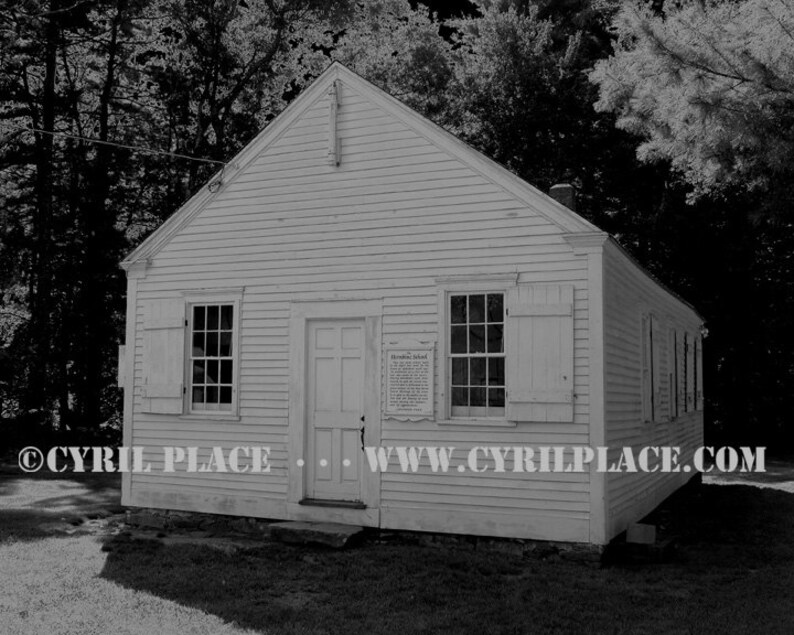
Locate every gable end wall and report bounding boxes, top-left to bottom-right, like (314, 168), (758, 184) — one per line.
(123, 77), (599, 542)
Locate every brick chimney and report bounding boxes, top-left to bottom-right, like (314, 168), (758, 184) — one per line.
(549, 183), (576, 212)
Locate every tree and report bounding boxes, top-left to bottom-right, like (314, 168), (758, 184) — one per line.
(444, 3), (583, 183)
(591, 0), (794, 448)
(590, 0), (794, 201)
(0, 0), (351, 433)
(143, 0), (349, 196)
(2, 0), (790, 451)
(438, 0), (668, 234)
(0, 0), (155, 428)
(331, 0), (453, 117)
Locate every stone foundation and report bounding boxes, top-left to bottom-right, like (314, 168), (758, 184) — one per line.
(124, 507), (605, 564)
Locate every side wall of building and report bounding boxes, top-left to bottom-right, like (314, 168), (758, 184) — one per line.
(602, 241), (704, 540)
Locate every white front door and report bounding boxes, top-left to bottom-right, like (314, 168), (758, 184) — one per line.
(306, 319), (365, 502)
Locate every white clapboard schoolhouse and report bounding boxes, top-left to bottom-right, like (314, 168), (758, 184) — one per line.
(119, 62), (704, 545)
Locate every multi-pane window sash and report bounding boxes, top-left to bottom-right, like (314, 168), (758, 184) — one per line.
(449, 293), (505, 418)
(190, 304), (234, 411)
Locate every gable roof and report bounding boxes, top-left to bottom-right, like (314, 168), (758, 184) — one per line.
(121, 61), (600, 270)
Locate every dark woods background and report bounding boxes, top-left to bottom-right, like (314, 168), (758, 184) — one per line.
(1, 0), (792, 452)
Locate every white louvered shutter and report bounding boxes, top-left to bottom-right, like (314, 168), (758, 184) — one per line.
(141, 298), (185, 414)
(506, 284), (574, 422)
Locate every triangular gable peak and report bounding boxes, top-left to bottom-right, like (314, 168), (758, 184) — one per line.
(121, 62), (597, 269)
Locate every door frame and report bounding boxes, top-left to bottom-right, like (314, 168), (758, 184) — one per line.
(287, 299), (382, 527)
(304, 317), (366, 503)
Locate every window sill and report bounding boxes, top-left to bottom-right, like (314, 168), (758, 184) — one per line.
(179, 413), (241, 422)
(436, 418), (516, 428)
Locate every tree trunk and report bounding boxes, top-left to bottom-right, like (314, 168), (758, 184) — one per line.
(73, 0), (126, 428)
(24, 0), (61, 422)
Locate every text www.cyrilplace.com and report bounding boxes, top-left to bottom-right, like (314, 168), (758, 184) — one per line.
(362, 446), (765, 474)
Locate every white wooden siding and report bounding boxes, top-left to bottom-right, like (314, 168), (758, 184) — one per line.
(126, 76), (594, 542)
(602, 242), (704, 539)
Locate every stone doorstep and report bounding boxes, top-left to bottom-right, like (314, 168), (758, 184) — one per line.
(126, 510), (364, 549)
(269, 521), (364, 549)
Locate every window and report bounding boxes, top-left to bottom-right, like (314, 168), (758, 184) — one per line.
(437, 278), (573, 424)
(641, 313), (659, 422)
(668, 328), (679, 420)
(693, 336), (699, 411)
(189, 303), (236, 412)
(449, 292), (505, 418)
(683, 332), (690, 412)
(685, 331), (696, 413)
(695, 335), (703, 411)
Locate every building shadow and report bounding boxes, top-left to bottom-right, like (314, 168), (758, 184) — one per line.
(96, 482), (794, 634)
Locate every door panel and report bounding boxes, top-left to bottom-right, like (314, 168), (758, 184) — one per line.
(307, 319), (364, 501)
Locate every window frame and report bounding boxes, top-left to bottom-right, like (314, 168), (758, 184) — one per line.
(641, 309), (671, 424)
(668, 326), (679, 421)
(640, 312), (650, 423)
(681, 330), (692, 415)
(695, 334), (703, 411)
(182, 290), (243, 419)
(448, 291), (506, 419)
(683, 331), (691, 413)
(436, 275), (517, 427)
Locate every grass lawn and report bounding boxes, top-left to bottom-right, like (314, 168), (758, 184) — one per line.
(1, 467), (794, 634)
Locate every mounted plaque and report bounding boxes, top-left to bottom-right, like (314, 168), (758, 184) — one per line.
(384, 340), (435, 419)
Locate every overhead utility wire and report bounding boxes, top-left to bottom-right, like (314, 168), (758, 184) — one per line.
(1, 124), (226, 166)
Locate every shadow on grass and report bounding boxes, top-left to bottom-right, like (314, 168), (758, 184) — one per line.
(0, 509), (86, 542)
(644, 481), (794, 564)
(0, 467), (121, 496)
(98, 483), (794, 635)
(0, 472), (121, 543)
(0, 463), (121, 496)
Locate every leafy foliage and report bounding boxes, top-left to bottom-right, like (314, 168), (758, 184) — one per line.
(591, 0), (794, 199)
(331, 0), (453, 116)
(0, 0), (792, 450)
(0, 0), (348, 429)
